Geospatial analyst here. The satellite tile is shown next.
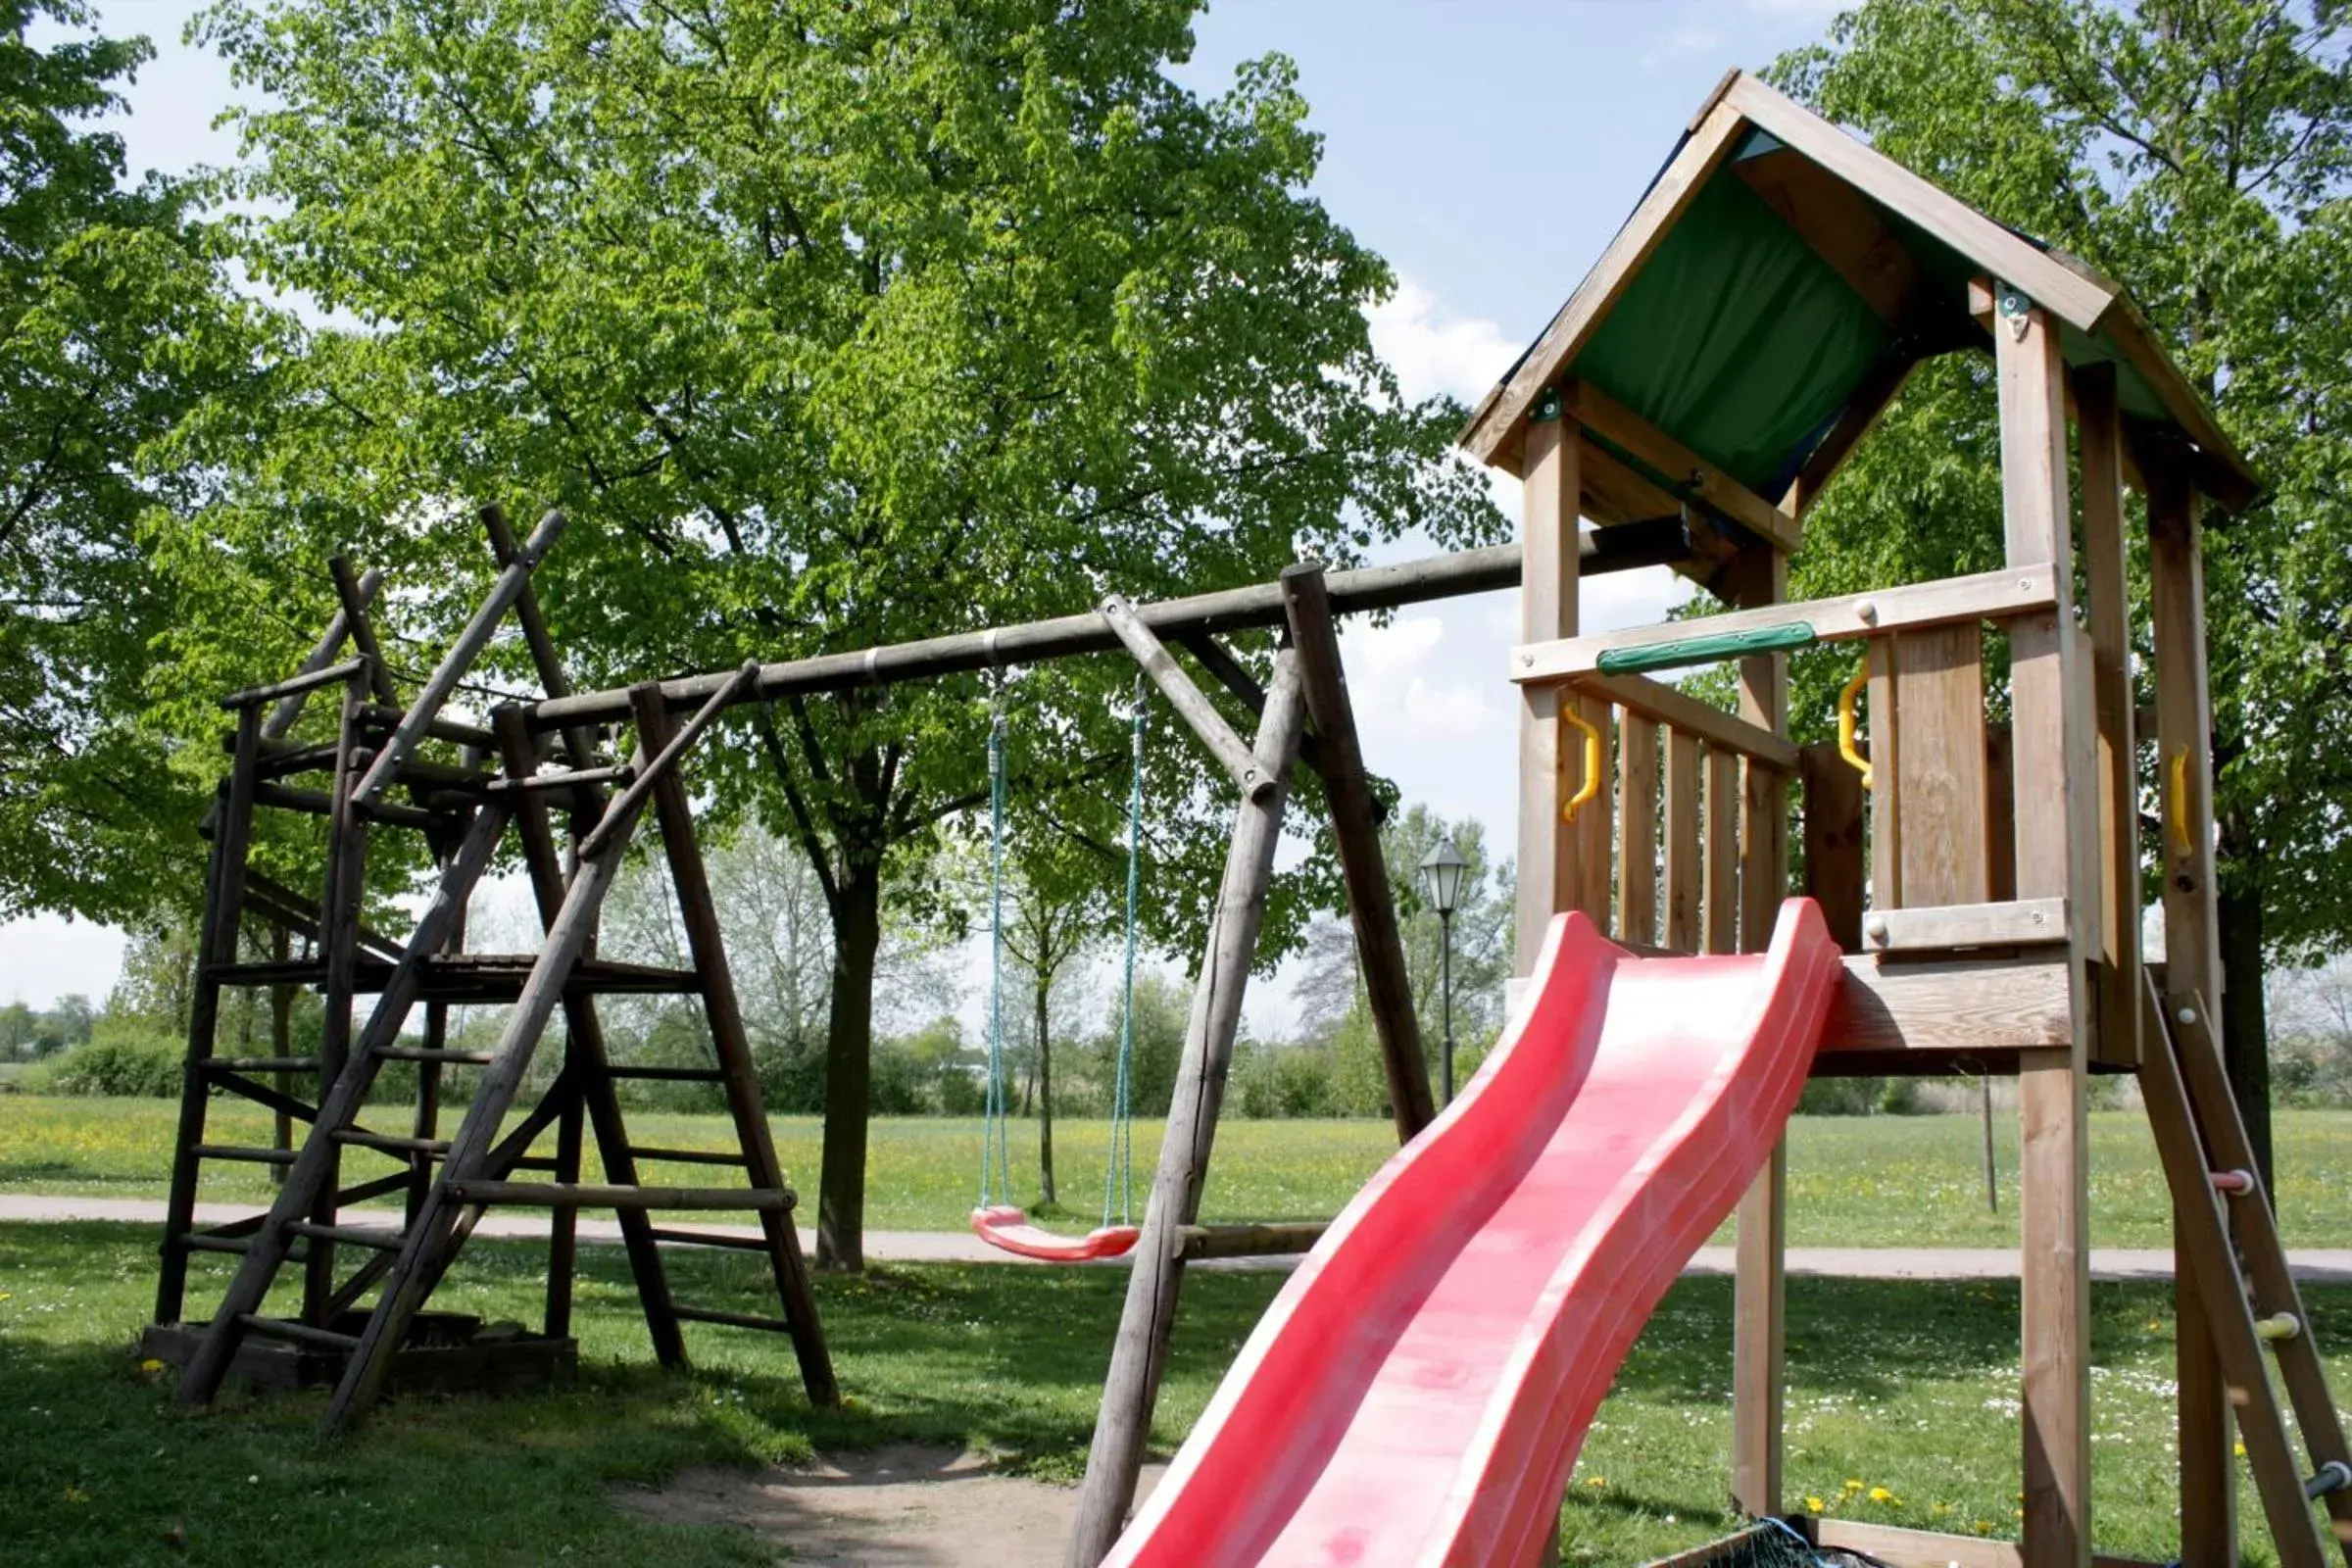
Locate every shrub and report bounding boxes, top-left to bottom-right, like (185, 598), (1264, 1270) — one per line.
(22, 1019), (183, 1098)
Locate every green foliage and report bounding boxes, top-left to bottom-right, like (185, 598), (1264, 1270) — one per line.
(20, 1016), (180, 1097)
(0, 2), (280, 923)
(0, 994), (93, 1059)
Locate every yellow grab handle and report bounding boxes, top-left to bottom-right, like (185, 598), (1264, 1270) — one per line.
(1562, 703), (1602, 824)
(2168, 745), (2194, 858)
(1838, 662), (1873, 790)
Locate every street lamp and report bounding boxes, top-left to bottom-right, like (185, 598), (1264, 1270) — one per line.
(1416, 836), (1469, 1104)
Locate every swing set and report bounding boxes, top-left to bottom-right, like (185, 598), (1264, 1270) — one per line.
(969, 680), (1148, 1263)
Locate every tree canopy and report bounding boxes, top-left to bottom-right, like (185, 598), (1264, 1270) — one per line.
(1770, 0), (2352, 1170)
(169, 0), (1500, 1263)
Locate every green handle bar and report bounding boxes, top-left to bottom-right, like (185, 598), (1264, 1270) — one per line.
(1595, 621), (1817, 676)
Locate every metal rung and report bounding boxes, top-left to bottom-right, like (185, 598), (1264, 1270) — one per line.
(234, 1313), (359, 1350)
(627, 1146), (748, 1166)
(193, 1144), (298, 1165)
(672, 1304), (794, 1334)
(646, 1227), (769, 1252)
(285, 1220), (405, 1251)
(374, 1047), (494, 1065)
(2307, 1461), (2352, 1500)
(2209, 1168), (2256, 1194)
(200, 1056), (321, 1074)
(333, 1130), (449, 1156)
(604, 1064), (726, 1082)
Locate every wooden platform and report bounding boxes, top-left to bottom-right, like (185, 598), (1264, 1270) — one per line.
(140, 1313), (575, 1396)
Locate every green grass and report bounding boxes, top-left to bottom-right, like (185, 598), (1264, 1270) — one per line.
(3, 1220), (2345, 1566)
(8, 1096), (2352, 1248)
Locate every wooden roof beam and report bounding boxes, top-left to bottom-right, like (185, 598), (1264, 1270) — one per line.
(1571, 382), (1802, 555)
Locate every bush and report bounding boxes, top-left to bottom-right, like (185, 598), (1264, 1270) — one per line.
(1796, 1075), (1883, 1115)
(22, 1019), (183, 1097)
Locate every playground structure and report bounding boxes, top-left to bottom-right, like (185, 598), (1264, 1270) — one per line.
(143, 62), (2352, 1568)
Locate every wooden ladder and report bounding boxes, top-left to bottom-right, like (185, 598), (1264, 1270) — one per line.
(2137, 969), (2352, 1568)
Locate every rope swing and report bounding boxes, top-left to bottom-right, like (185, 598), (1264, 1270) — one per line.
(970, 679), (1146, 1262)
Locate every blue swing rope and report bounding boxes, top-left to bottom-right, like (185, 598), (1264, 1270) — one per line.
(1102, 679), (1146, 1229)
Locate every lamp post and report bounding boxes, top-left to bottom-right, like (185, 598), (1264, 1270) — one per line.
(1416, 836), (1469, 1104)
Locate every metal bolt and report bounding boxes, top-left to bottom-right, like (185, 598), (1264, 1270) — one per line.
(1865, 915), (1888, 945)
(2178, 1006), (2197, 1026)
(1855, 600), (1878, 625)
(1521, 653), (1535, 667)
(2030, 909), (2046, 925)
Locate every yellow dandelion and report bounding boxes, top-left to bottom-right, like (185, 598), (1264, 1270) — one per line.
(1934, 1502), (1952, 1515)
(2146, 1319), (2163, 1331)
(1804, 1496), (1826, 1514)
(1975, 1522), (1994, 1536)
(2234, 1442), (2247, 1457)
(139, 1358), (166, 1374)
(1585, 1476), (1605, 1490)
(1869, 1487), (1899, 1505)
(1843, 1478), (1864, 1493)
(64, 1486), (90, 1504)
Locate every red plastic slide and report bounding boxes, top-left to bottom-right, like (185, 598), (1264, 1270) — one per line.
(1102, 899), (1842, 1567)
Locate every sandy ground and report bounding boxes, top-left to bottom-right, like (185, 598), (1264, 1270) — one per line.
(610, 1444), (1165, 1567)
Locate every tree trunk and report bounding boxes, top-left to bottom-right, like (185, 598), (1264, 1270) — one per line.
(2217, 872), (2273, 1194)
(815, 855), (882, 1271)
(1036, 972), (1055, 1206)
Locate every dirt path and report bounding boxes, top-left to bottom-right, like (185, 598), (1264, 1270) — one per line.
(8, 1195), (2352, 1281)
(610, 1445), (1163, 1568)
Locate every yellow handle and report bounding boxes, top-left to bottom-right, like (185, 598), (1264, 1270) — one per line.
(1838, 662), (1873, 790)
(1562, 704), (1602, 823)
(2168, 745), (2194, 858)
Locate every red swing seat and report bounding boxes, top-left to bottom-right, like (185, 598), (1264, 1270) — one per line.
(970, 1204), (1142, 1262)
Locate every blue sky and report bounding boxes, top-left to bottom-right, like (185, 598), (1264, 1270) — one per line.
(0, 0), (1847, 1024)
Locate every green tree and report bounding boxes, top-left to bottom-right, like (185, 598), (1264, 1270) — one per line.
(169, 0), (1497, 1265)
(1770, 0), (2352, 1180)
(0, 2), (276, 924)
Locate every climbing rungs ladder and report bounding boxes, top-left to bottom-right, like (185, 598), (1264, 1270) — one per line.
(2138, 972), (2352, 1568)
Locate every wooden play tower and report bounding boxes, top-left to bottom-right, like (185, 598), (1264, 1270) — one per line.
(1465, 70), (2349, 1568)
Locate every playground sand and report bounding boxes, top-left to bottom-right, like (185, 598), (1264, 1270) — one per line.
(611, 1443), (1166, 1565)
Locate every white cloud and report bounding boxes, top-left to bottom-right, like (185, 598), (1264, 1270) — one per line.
(1342, 613), (1506, 749)
(1644, 22), (1728, 66)
(1365, 278), (1520, 407)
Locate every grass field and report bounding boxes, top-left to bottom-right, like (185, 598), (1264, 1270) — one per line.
(1, 1220), (2344, 1566)
(7, 1095), (2352, 1248)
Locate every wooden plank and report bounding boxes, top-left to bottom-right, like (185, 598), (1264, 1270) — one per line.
(1822, 954), (2072, 1055)
(1703, 749), (1740, 955)
(1730, 546), (1791, 955)
(1574, 671), (1799, 772)
(1732, 147), (1926, 325)
(1732, 1139), (1786, 1516)
(1800, 743), (1866, 953)
(1174, 1221), (1326, 1261)
(1816, 1520), (2165, 1568)
(1997, 296), (2091, 1568)
(1570, 382), (1801, 555)
(1102, 593), (1270, 802)
(1514, 413), (1580, 976)
(1864, 898), (2068, 953)
(447, 1182), (796, 1210)
(1282, 564), (1436, 1142)
(1617, 716), (1660, 948)
(1663, 729), (1702, 955)
(631, 686), (837, 1405)
(2148, 475), (2222, 1013)
(1987, 723), (2018, 903)
(1868, 637), (1902, 908)
(2075, 367), (2140, 1068)
(1516, 564), (2057, 682)
(1891, 623), (1991, 906)
(1460, 98), (1753, 469)
(1066, 649), (1309, 1567)
(2094, 301), (2259, 512)
(1721, 74), (2113, 329)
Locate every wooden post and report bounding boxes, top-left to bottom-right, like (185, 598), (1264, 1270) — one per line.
(1728, 546), (1789, 1517)
(1101, 593), (1271, 801)
(1279, 563), (1437, 1142)
(2074, 367), (2139, 1066)
(2147, 463), (2232, 1568)
(1516, 394), (1581, 974)
(1996, 285), (2091, 1568)
(1065, 649), (1308, 1567)
(1799, 744), (1865, 953)
(1702, 750), (1740, 956)
(306, 671), (370, 1325)
(1867, 638), (1902, 910)
(631, 687), (837, 1404)
(155, 705), (262, 1325)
